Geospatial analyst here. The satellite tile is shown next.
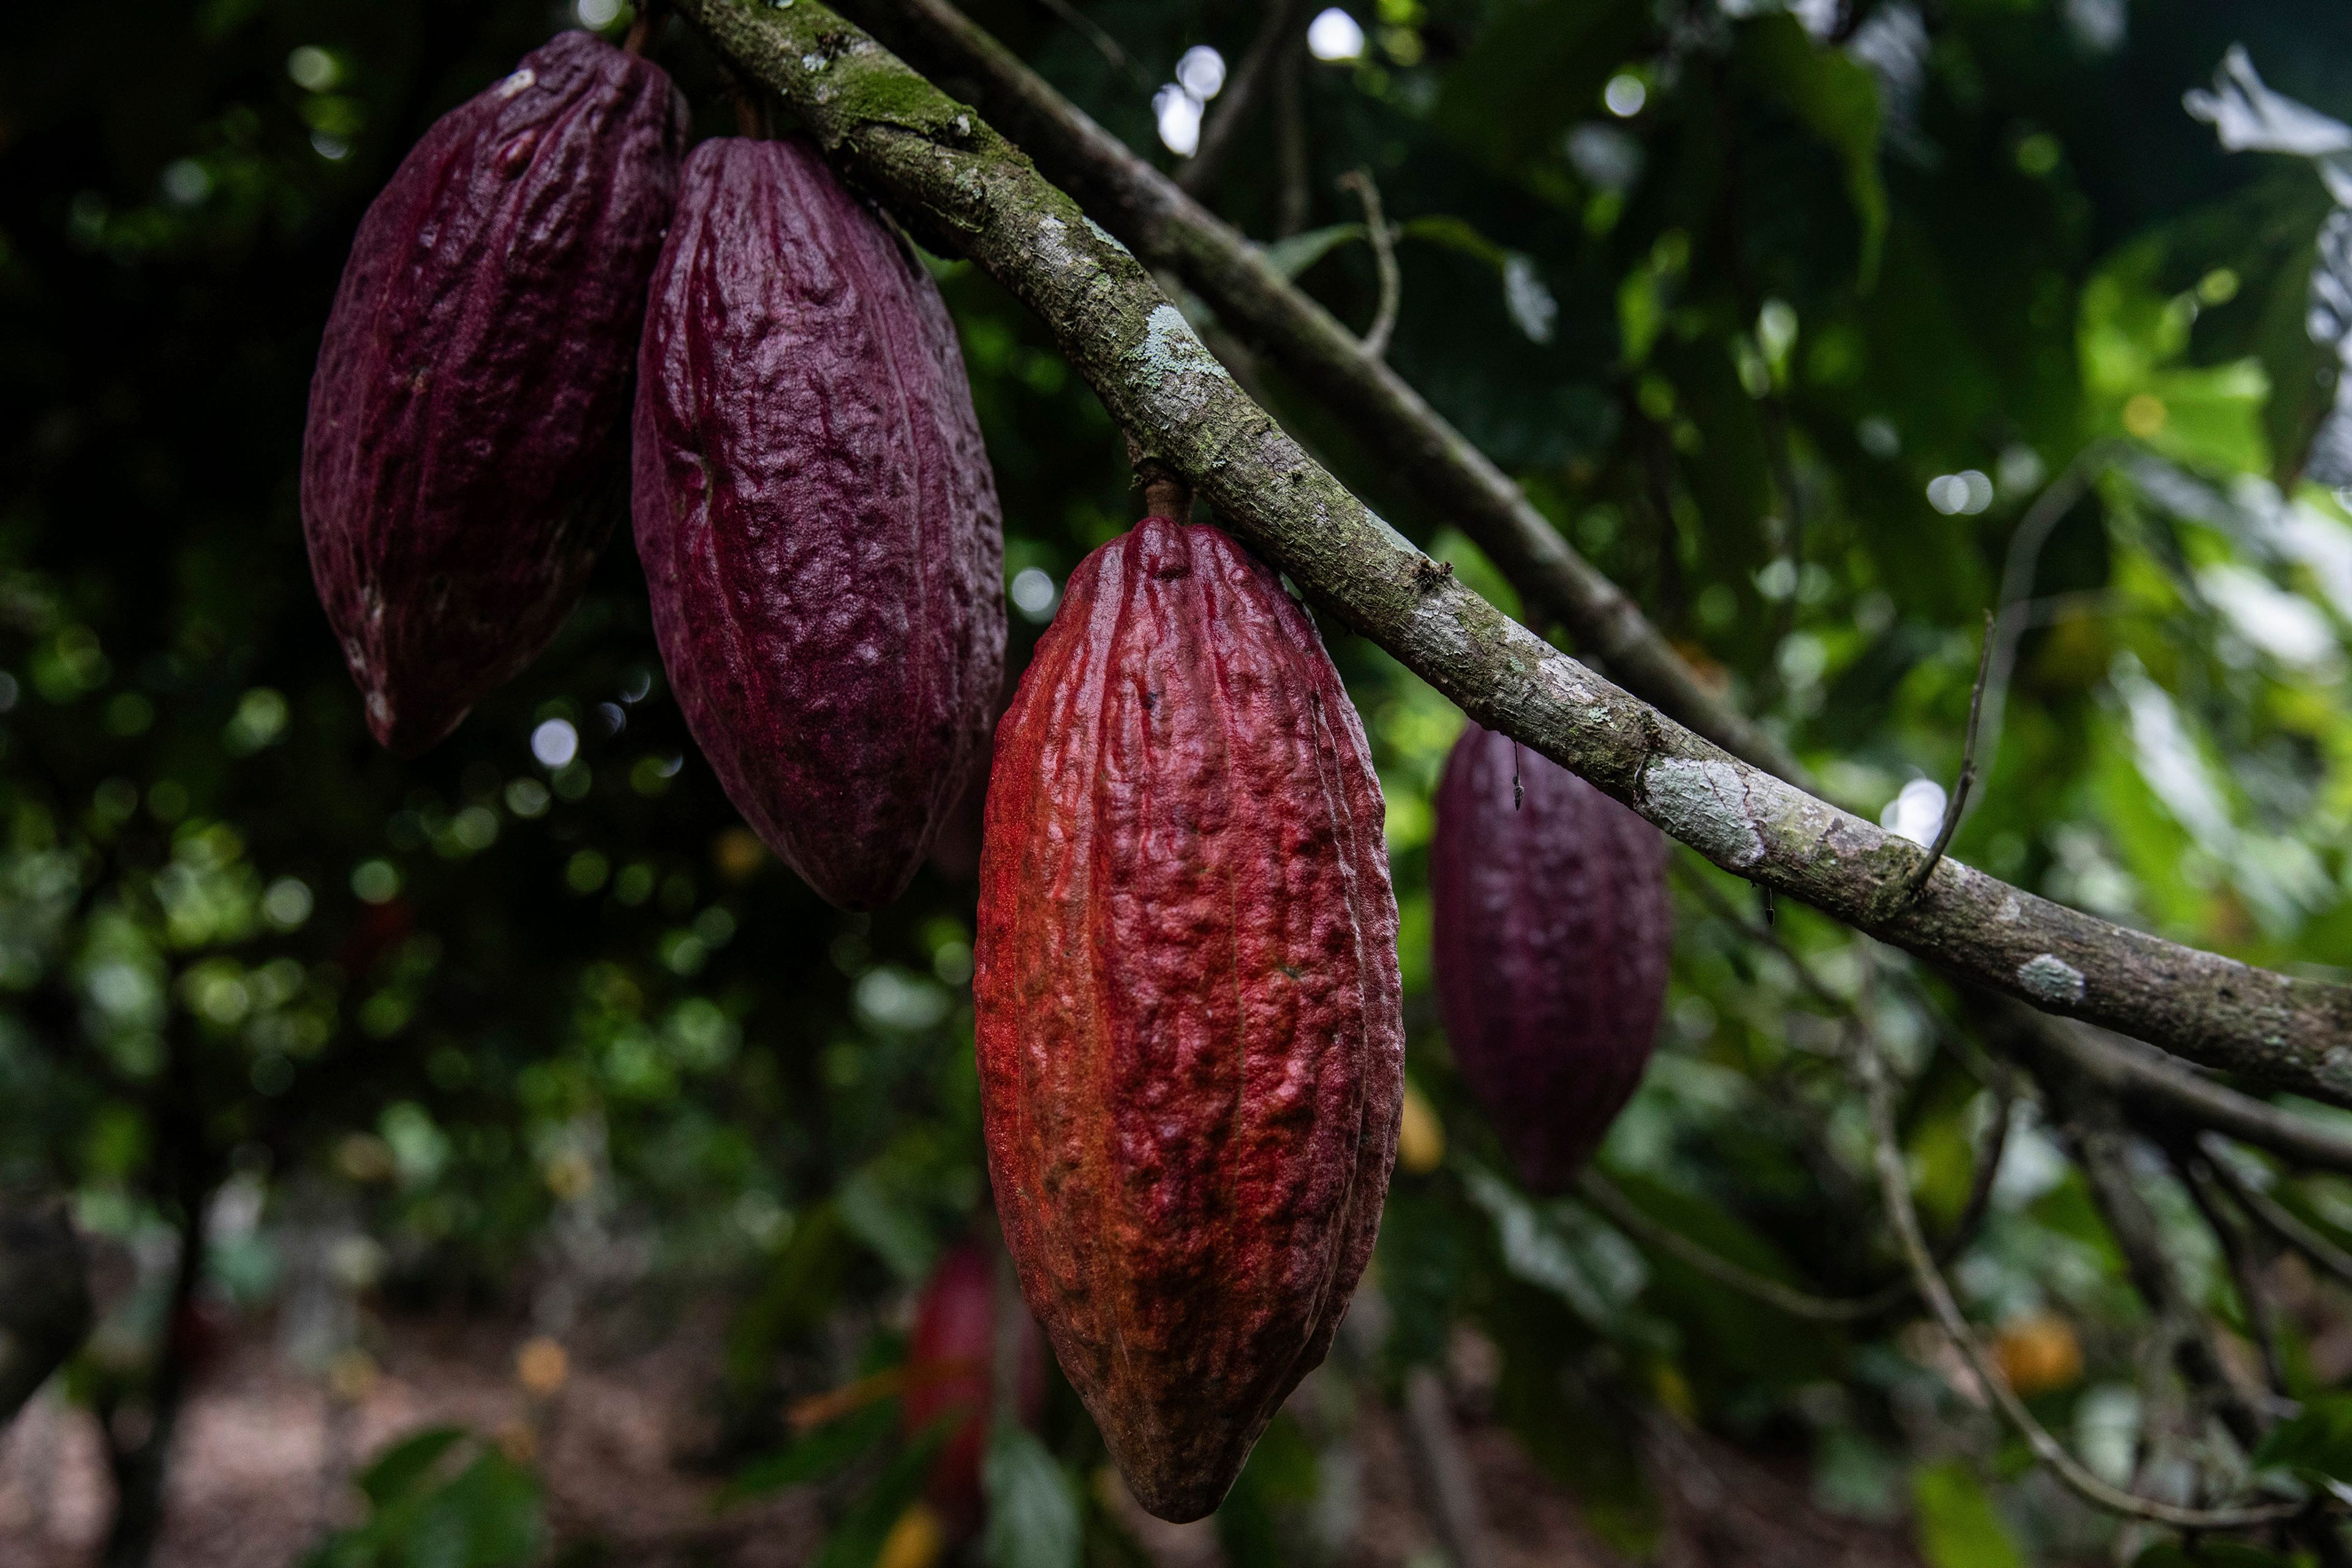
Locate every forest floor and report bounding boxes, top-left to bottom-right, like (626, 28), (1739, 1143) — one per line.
(0, 1307), (1924, 1568)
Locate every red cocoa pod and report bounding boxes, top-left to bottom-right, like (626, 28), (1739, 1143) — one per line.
(1430, 723), (1670, 1193)
(633, 137), (1006, 912)
(975, 518), (1403, 1523)
(903, 1242), (1047, 1536)
(301, 32), (687, 755)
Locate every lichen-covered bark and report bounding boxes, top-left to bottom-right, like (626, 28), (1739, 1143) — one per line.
(673, 0), (2352, 1104)
(840, 0), (1807, 786)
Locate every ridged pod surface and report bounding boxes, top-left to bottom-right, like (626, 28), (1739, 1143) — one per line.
(903, 1242), (1046, 1535)
(975, 518), (1402, 1523)
(1430, 723), (1671, 1192)
(301, 32), (686, 755)
(634, 137), (1005, 911)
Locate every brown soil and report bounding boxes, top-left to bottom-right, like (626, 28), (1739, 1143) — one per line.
(0, 1313), (1919, 1568)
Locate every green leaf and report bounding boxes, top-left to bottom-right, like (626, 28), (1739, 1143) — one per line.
(1213, 1414), (1321, 1568)
(810, 1419), (954, 1568)
(356, 1428), (467, 1508)
(723, 1398), (899, 1503)
(2135, 1545), (2293, 1567)
(427, 1452), (543, 1568)
(726, 1201), (853, 1396)
(304, 1436), (541, 1568)
(2253, 1392), (2352, 1479)
(1912, 1461), (2021, 1568)
(1431, 0), (1649, 173)
(1261, 224), (1367, 281)
(1734, 15), (1887, 283)
(837, 1169), (937, 1284)
(983, 1419), (1081, 1568)
(1399, 216), (1509, 268)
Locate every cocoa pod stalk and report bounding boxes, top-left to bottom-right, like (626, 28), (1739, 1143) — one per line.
(976, 517), (1403, 1523)
(302, 32), (687, 755)
(1430, 723), (1671, 1192)
(634, 137), (1006, 912)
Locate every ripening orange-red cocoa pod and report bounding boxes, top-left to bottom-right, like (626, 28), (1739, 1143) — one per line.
(975, 517), (1403, 1523)
(1430, 723), (1670, 1191)
(902, 1242), (1046, 1536)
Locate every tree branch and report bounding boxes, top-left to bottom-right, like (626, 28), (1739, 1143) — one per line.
(834, 0), (1811, 786)
(2198, 1137), (2352, 1292)
(1854, 1022), (2302, 1529)
(1400, 1366), (1501, 1568)
(1984, 1014), (2352, 1175)
(669, 0), (2352, 1102)
(2171, 1142), (2286, 1398)
(2045, 1079), (2264, 1449)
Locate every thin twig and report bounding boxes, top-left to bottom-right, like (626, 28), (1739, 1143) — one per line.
(1581, 1074), (2011, 1325)
(1335, 169), (1399, 360)
(1963, 444), (2112, 829)
(1979, 1012), (2352, 1177)
(1672, 856), (1846, 1016)
(1578, 1170), (1894, 1323)
(1028, 0), (1147, 86)
(1178, 0), (1319, 198)
(2199, 1136), (2352, 1292)
(1273, 38), (1310, 238)
(2046, 1079), (2265, 1448)
(2171, 1143), (2288, 1398)
(1853, 1017), (2304, 1529)
(1400, 1367), (1501, 1568)
(1889, 609), (1996, 910)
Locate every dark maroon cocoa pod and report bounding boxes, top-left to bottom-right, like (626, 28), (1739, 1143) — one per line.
(633, 137), (1005, 912)
(976, 518), (1402, 1522)
(301, 32), (687, 755)
(1429, 723), (1671, 1193)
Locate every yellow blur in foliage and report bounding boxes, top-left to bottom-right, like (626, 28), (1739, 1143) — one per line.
(1992, 1314), (2082, 1396)
(1398, 1081), (1445, 1174)
(516, 1336), (570, 1396)
(876, 1502), (946, 1568)
(712, 827), (767, 883)
(326, 1348), (378, 1404)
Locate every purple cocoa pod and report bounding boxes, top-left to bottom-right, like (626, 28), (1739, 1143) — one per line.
(633, 137), (1006, 912)
(1430, 724), (1671, 1191)
(301, 32), (687, 756)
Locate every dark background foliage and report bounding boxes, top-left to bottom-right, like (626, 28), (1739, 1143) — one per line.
(4, 0), (2352, 1563)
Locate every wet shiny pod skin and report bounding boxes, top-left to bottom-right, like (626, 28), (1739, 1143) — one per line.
(633, 137), (1005, 912)
(975, 518), (1402, 1522)
(302, 31), (687, 755)
(1430, 723), (1670, 1192)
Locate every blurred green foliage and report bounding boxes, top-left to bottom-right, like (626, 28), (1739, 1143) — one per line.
(7, 0), (2352, 1564)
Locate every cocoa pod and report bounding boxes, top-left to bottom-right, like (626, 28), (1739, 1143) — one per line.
(1429, 723), (1670, 1192)
(903, 1242), (1046, 1535)
(634, 137), (1005, 911)
(301, 32), (687, 755)
(976, 518), (1403, 1523)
